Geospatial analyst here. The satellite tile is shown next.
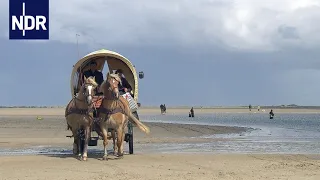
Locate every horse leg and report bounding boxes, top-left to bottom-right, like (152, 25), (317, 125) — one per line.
(116, 128), (125, 158)
(77, 128), (85, 158)
(120, 131), (126, 157)
(72, 129), (79, 156)
(73, 137), (78, 155)
(100, 122), (109, 160)
(82, 126), (90, 161)
(111, 130), (117, 156)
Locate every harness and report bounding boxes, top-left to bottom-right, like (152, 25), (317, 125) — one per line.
(98, 105), (123, 122)
(65, 82), (96, 117)
(65, 97), (92, 117)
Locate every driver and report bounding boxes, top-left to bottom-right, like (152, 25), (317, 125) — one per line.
(83, 61), (104, 85)
(83, 61), (104, 95)
(115, 69), (132, 96)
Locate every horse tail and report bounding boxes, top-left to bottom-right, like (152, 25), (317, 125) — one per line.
(127, 113), (150, 134)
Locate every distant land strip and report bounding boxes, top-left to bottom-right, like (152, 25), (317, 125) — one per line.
(1, 105), (320, 109)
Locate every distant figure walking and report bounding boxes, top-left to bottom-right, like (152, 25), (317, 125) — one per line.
(160, 104), (166, 115)
(269, 109), (274, 119)
(249, 104), (252, 111)
(257, 105), (260, 111)
(160, 104), (164, 114)
(190, 107), (194, 117)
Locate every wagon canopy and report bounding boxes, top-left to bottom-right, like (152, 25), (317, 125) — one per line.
(70, 49), (139, 101)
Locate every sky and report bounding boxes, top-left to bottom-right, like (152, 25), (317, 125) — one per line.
(1, 0), (320, 106)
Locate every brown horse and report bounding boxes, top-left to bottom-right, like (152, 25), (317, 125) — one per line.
(98, 72), (150, 160)
(65, 76), (98, 161)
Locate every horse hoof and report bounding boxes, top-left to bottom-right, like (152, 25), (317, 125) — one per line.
(102, 156), (108, 161)
(82, 157), (88, 161)
(117, 154), (124, 159)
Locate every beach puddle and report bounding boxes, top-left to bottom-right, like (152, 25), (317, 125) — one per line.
(1, 137), (320, 156)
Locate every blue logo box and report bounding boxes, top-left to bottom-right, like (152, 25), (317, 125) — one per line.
(9, 0), (49, 40)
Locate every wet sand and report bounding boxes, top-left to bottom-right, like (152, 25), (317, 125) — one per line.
(0, 113), (246, 148)
(0, 108), (320, 180)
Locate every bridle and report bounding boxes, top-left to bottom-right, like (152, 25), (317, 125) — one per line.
(108, 77), (119, 91)
(78, 81), (97, 105)
(104, 77), (120, 100)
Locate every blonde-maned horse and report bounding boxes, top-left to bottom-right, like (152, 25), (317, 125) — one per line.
(98, 72), (150, 160)
(65, 76), (98, 161)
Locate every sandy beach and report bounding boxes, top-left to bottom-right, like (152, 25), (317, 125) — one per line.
(1, 154), (319, 180)
(0, 108), (320, 180)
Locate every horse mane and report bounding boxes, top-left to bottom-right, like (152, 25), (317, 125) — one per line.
(85, 76), (99, 87)
(109, 73), (122, 85)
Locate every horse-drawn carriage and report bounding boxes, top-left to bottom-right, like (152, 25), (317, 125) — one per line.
(66, 49), (147, 160)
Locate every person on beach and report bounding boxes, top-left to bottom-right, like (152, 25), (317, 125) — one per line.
(249, 104), (252, 111)
(160, 104), (164, 114)
(163, 104), (166, 113)
(269, 109), (274, 119)
(257, 105), (260, 111)
(190, 107), (194, 117)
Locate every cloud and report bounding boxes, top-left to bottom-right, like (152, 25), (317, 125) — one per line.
(278, 25), (299, 39)
(1, 0), (320, 51)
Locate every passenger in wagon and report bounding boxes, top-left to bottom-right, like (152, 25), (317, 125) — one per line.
(115, 69), (133, 96)
(83, 61), (104, 86)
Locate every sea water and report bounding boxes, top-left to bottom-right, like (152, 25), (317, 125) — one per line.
(139, 113), (320, 154)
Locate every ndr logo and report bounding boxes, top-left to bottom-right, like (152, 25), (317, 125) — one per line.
(9, 0), (49, 40)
